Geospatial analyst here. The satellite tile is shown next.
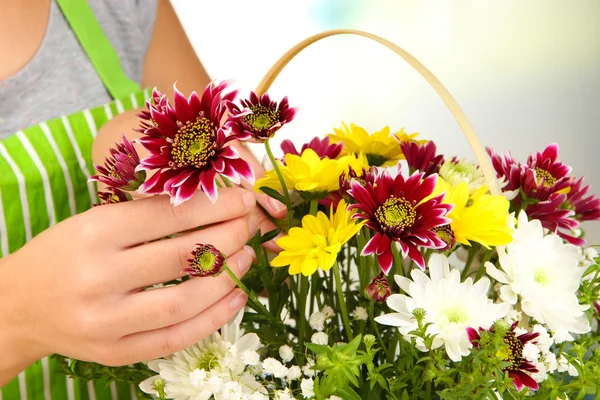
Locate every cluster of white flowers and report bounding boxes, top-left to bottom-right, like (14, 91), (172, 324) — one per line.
(486, 212), (591, 342)
(376, 253), (510, 361)
(439, 159), (486, 193)
(139, 311), (268, 400)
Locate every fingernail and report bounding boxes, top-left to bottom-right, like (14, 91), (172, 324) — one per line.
(242, 191), (256, 209)
(268, 197), (287, 213)
(229, 291), (248, 311)
(238, 248), (253, 274)
(243, 245), (256, 260)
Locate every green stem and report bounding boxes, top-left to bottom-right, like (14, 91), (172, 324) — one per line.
(309, 199), (319, 216)
(333, 261), (354, 341)
(220, 175), (233, 187)
(223, 265), (280, 328)
(460, 245), (478, 281)
(474, 249), (494, 282)
(368, 302), (387, 355)
(264, 140), (294, 229)
(297, 275), (310, 355)
(391, 243), (404, 277)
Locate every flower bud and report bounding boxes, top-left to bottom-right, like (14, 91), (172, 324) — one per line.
(185, 244), (226, 277)
(363, 334), (376, 348)
(365, 272), (391, 302)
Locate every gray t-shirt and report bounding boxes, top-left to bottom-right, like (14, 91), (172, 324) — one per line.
(0, 0), (157, 139)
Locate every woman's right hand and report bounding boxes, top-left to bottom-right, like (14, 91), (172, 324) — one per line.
(0, 187), (267, 386)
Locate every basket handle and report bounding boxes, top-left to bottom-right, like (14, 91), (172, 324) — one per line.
(255, 29), (501, 196)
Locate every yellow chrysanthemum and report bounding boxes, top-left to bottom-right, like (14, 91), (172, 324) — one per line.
(328, 122), (424, 167)
(433, 178), (514, 248)
(255, 149), (367, 196)
(271, 200), (365, 276)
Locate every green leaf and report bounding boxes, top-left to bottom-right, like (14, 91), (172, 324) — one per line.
(337, 387), (363, 400)
(341, 335), (363, 356)
(306, 343), (329, 354)
(260, 228), (281, 243)
(258, 186), (286, 203)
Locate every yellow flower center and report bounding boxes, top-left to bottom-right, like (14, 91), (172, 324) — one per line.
(243, 105), (280, 133)
(534, 268), (549, 286)
(375, 197), (416, 231)
(534, 167), (556, 187)
(499, 331), (524, 371)
(171, 117), (217, 168)
(442, 307), (468, 324)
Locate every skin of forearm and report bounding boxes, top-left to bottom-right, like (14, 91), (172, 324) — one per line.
(0, 253), (48, 387)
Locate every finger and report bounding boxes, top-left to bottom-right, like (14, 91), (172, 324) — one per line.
(90, 187), (256, 247)
(110, 289), (248, 365)
(114, 247), (254, 334)
(119, 210), (265, 289)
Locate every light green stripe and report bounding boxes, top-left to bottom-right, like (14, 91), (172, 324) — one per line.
(67, 112), (97, 182)
(45, 119), (91, 214)
(116, 382), (133, 400)
(93, 379), (114, 400)
(0, 375), (21, 399)
(48, 358), (67, 400)
(25, 361), (44, 400)
(21, 125), (71, 223)
(0, 156), (24, 256)
(1, 137), (49, 240)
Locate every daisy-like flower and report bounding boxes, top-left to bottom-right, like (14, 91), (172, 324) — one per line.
(375, 254), (509, 361)
(139, 311), (267, 400)
(328, 122), (423, 167)
(90, 135), (146, 191)
(365, 272), (391, 302)
(565, 177), (600, 222)
(255, 149), (366, 200)
(486, 212), (591, 340)
(225, 91), (298, 142)
(185, 243), (226, 277)
(438, 159), (486, 194)
(96, 187), (132, 205)
(432, 178), (515, 249)
(137, 82), (254, 206)
(270, 200), (364, 276)
(399, 140), (444, 177)
(467, 321), (540, 392)
(280, 136), (342, 160)
(348, 168), (452, 273)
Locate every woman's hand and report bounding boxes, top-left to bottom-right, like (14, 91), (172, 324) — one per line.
(0, 187), (267, 386)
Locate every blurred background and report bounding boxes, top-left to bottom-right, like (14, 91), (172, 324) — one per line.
(171, 0), (600, 242)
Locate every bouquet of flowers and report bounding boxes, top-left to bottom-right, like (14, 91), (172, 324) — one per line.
(60, 32), (600, 400)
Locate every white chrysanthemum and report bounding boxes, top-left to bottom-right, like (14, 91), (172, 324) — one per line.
(262, 358), (288, 378)
(301, 378), (315, 398)
(439, 159), (486, 193)
(286, 365), (302, 381)
(274, 388), (294, 400)
(139, 311), (267, 400)
(242, 350), (261, 366)
(376, 253), (510, 362)
(311, 332), (329, 345)
(558, 355), (580, 377)
(353, 306), (368, 321)
(309, 312), (326, 331)
(279, 345), (294, 363)
(302, 358), (315, 377)
(321, 306), (335, 319)
(486, 212), (591, 340)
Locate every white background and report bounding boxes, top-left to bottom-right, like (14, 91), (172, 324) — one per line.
(171, 0), (600, 242)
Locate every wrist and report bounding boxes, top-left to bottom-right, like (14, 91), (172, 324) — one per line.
(0, 254), (49, 387)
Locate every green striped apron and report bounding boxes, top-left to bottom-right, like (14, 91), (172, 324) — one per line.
(0, 0), (151, 398)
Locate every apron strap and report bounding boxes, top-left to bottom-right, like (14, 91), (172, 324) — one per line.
(55, 0), (142, 99)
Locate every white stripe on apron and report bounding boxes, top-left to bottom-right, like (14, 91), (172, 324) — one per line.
(0, 186), (9, 256)
(83, 109), (99, 138)
(18, 371), (27, 400)
(41, 356), (51, 400)
(40, 123), (76, 217)
(61, 116), (97, 206)
(15, 131), (57, 226)
(0, 142), (32, 241)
